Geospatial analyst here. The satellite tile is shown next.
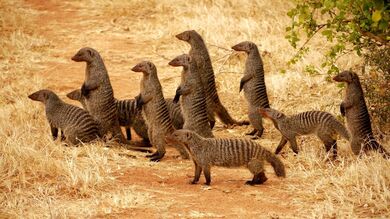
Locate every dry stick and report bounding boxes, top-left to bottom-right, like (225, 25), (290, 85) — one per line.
(216, 51), (235, 76)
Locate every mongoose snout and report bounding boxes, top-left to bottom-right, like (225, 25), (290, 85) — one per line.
(28, 90), (49, 103)
(175, 30), (193, 41)
(332, 70), (353, 83)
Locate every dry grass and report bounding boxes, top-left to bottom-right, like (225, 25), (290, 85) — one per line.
(0, 0), (389, 218)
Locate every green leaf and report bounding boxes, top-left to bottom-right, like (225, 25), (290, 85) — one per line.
(372, 10), (382, 22)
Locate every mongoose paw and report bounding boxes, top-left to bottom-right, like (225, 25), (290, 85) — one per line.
(203, 182), (211, 186)
(245, 181), (257, 186)
(189, 180), (198, 185)
(80, 83), (90, 97)
(149, 157), (161, 162)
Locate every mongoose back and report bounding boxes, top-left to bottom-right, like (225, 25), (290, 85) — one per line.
(132, 61), (189, 161)
(232, 41), (270, 137)
(29, 89), (101, 145)
(260, 108), (350, 159)
(333, 71), (389, 158)
(72, 47), (125, 143)
(176, 30), (248, 127)
(165, 98), (185, 130)
(167, 129), (285, 185)
(169, 54), (214, 138)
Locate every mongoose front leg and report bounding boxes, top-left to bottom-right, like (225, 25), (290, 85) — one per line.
(340, 101), (353, 117)
(173, 85), (192, 103)
(289, 137), (299, 154)
(50, 125), (59, 140)
(135, 94), (152, 110)
(191, 163), (202, 184)
(81, 81), (99, 97)
(275, 137), (288, 154)
(239, 74), (253, 92)
(203, 165), (211, 185)
(125, 127), (132, 141)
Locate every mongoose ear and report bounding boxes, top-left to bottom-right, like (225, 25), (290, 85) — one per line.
(87, 49), (94, 58)
(187, 56), (191, 63)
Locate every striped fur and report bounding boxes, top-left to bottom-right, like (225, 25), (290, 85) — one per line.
(132, 61), (189, 161)
(232, 41), (270, 137)
(169, 54), (213, 138)
(260, 108), (350, 159)
(333, 71), (389, 158)
(72, 47), (125, 143)
(176, 30), (248, 127)
(165, 98), (184, 130)
(29, 89), (101, 145)
(167, 129), (285, 185)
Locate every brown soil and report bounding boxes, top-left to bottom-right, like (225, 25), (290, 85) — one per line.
(24, 0), (298, 217)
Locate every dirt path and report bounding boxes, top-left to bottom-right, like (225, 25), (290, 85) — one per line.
(25, 0), (298, 217)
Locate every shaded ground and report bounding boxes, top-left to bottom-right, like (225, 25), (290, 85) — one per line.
(23, 0), (299, 217)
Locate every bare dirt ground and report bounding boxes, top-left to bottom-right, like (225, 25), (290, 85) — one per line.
(23, 0), (297, 217)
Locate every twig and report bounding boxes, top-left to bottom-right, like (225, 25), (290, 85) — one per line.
(207, 43), (232, 52)
(216, 51), (234, 75)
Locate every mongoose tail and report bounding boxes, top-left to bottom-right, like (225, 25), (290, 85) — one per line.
(333, 71), (389, 159)
(263, 149), (286, 177)
(176, 30), (248, 127)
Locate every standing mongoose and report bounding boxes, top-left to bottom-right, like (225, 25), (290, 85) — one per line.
(169, 54), (214, 138)
(71, 47), (125, 143)
(29, 89), (101, 145)
(67, 90), (184, 141)
(176, 30), (249, 128)
(232, 41), (270, 138)
(333, 71), (389, 158)
(259, 108), (350, 159)
(132, 61), (189, 161)
(166, 129), (286, 185)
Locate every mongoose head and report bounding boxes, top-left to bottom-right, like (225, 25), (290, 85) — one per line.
(231, 41), (256, 54)
(168, 54), (192, 67)
(259, 108), (286, 121)
(28, 89), (58, 104)
(71, 47), (99, 63)
(175, 30), (202, 43)
(131, 61), (156, 76)
(166, 130), (200, 150)
(333, 70), (359, 84)
(66, 89), (82, 101)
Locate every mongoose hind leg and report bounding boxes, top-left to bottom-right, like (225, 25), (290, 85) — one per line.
(203, 165), (211, 185)
(275, 137), (288, 154)
(246, 172), (268, 185)
(190, 163), (202, 184)
(248, 109), (264, 137)
(318, 133), (338, 159)
(50, 125), (59, 141)
(125, 127), (132, 141)
(246, 158), (267, 185)
(351, 138), (363, 156)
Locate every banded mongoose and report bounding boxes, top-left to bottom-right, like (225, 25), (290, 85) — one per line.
(132, 61), (189, 161)
(67, 90), (183, 141)
(166, 129), (286, 186)
(333, 71), (389, 158)
(259, 108), (350, 159)
(232, 41), (270, 138)
(176, 30), (249, 128)
(71, 47), (125, 143)
(29, 89), (101, 145)
(169, 54), (214, 138)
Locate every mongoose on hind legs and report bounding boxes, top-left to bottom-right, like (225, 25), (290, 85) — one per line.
(176, 30), (249, 128)
(259, 108), (350, 159)
(29, 89), (101, 145)
(169, 54), (214, 138)
(232, 41), (270, 138)
(71, 47), (126, 143)
(167, 129), (285, 185)
(333, 71), (389, 158)
(132, 61), (189, 161)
